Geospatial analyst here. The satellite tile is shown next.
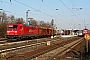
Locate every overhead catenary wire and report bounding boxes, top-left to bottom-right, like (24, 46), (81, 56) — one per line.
(1, 0), (88, 29)
(14, 0), (71, 28)
(1, 0), (60, 22)
(36, 0), (86, 29)
(16, 0), (73, 29)
(59, 0), (84, 24)
(1, 0), (77, 24)
(12, 0), (81, 29)
(14, 0), (60, 19)
(0, 0), (25, 18)
(36, 0), (70, 26)
(70, 0), (90, 29)
(70, 0), (84, 21)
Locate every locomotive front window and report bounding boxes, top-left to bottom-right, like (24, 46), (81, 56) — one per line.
(8, 25), (18, 28)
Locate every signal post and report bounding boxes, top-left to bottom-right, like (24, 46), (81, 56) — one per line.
(84, 34), (90, 52)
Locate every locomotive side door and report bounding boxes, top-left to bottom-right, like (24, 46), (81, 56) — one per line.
(20, 26), (23, 36)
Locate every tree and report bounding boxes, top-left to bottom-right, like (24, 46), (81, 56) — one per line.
(0, 22), (7, 37)
(9, 15), (15, 23)
(15, 17), (24, 24)
(38, 20), (52, 28)
(30, 19), (38, 26)
(0, 12), (7, 22)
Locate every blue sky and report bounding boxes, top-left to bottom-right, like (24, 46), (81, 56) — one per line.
(0, 0), (90, 30)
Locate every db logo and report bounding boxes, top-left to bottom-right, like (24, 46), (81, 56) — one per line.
(84, 34), (90, 40)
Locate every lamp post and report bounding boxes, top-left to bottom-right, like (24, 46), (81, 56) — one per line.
(26, 10), (30, 24)
(51, 19), (54, 38)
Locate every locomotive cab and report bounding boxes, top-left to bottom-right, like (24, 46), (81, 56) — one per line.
(82, 28), (88, 36)
(6, 24), (22, 39)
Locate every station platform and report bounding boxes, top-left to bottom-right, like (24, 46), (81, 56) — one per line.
(60, 35), (77, 38)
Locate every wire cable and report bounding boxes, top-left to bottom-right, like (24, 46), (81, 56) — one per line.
(59, 0), (84, 24)
(0, 0), (25, 18)
(14, 0), (58, 19)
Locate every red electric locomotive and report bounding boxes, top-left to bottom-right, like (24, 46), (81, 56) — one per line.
(6, 24), (38, 40)
(6, 23), (54, 41)
(82, 28), (88, 35)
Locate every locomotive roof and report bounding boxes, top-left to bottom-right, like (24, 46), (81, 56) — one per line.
(83, 28), (88, 30)
(23, 24), (36, 27)
(8, 23), (36, 28)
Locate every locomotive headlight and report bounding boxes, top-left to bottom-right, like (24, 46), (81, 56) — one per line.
(15, 31), (17, 35)
(15, 31), (17, 33)
(7, 31), (10, 34)
(7, 31), (10, 33)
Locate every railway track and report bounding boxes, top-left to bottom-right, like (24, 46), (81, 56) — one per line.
(0, 37), (62, 55)
(0, 36), (82, 60)
(29, 38), (84, 60)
